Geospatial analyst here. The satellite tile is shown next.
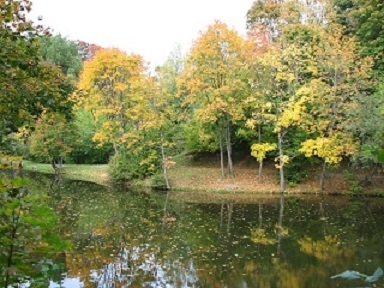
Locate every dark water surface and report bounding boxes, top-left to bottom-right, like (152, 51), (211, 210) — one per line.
(30, 174), (384, 288)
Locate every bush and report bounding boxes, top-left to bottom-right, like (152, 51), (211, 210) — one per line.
(285, 155), (318, 185)
(150, 173), (167, 190)
(109, 147), (160, 182)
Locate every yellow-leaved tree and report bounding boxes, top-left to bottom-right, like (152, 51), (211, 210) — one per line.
(297, 25), (374, 190)
(77, 48), (160, 181)
(78, 48), (151, 153)
(178, 21), (250, 178)
(247, 32), (311, 192)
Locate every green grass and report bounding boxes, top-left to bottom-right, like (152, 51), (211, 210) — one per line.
(23, 161), (109, 185)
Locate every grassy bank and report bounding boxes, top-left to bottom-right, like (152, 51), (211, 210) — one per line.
(22, 154), (384, 195)
(23, 161), (109, 186)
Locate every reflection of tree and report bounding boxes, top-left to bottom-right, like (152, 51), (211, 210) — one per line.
(298, 198), (355, 264)
(217, 202), (234, 281)
(276, 194), (286, 259)
(250, 200), (275, 245)
(298, 235), (354, 261)
(88, 245), (199, 287)
(250, 196), (288, 258)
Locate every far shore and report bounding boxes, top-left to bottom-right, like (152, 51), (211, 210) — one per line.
(22, 158), (384, 197)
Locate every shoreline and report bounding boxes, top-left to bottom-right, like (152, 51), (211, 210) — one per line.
(21, 160), (384, 197)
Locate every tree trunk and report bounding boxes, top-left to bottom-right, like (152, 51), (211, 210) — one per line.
(258, 124), (263, 183)
(258, 160), (263, 184)
(113, 143), (119, 155)
(160, 130), (170, 190)
(319, 160), (326, 191)
(218, 127), (225, 179)
(225, 117), (234, 178)
(278, 132), (285, 193)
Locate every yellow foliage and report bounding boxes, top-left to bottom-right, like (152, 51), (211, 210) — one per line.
(251, 142), (277, 162)
(275, 155), (290, 169)
(250, 228), (275, 245)
(299, 134), (358, 164)
(298, 235), (354, 261)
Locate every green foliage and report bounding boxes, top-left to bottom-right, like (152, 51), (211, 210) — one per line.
(109, 147), (160, 182)
(334, 0), (384, 72)
(0, 172), (70, 287)
(0, 0), (75, 131)
(343, 169), (362, 194)
(183, 121), (219, 153)
(28, 112), (81, 163)
(68, 110), (113, 164)
(150, 173), (168, 190)
(39, 34), (82, 78)
(284, 155), (311, 185)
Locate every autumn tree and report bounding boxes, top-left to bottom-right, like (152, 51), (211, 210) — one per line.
(0, 0), (75, 136)
(28, 111), (80, 171)
(147, 48), (184, 189)
(78, 48), (150, 154)
(178, 21), (250, 178)
(247, 24), (320, 192)
(298, 25), (374, 190)
(78, 48), (160, 181)
(246, 0), (302, 39)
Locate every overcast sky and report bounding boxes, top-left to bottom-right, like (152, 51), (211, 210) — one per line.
(29, 0), (255, 70)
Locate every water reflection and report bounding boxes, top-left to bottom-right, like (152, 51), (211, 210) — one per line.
(27, 173), (384, 287)
(88, 246), (199, 287)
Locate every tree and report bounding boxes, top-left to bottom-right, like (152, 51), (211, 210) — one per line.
(298, 25), (373, 190)
(78, 48), (162, 181)
(148, 48), (184, 189)
(78, 48), (151, 154)
(246, 0), (302, 39)
(178, 21), (250, 178)
(333, 0), (384, 73)
(28, 111), (80, 171)
(0, 0), (74, 135)
(39, 34), (82, 78)
(68, 109), (113, 164)
(246, 33), (311, 192)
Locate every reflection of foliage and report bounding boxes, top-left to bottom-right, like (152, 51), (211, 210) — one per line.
(250, 228), (275, 245)
(250, 224), (288, 245)
(275, 223), (288, 236)
(298, 235), (354, 261)
(25, 176), (384, 287)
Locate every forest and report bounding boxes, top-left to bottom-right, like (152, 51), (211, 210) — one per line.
(1, 0), (384, 286)
(1, 0), (384, 191)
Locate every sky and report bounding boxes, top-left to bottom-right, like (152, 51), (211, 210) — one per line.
(29, 0), (255, 70)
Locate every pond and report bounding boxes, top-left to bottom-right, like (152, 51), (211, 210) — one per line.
(30, 174), (384, 288)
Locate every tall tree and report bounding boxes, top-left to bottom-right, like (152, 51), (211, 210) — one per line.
(149, 48), (184, 189)
(298, 25), (374, 190)
(246, 0), (302, 39)
(178, 21), (250, 178)
(78, 48), (151, 154)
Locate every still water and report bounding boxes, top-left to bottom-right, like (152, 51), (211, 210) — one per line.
(31, 174), (384, 288)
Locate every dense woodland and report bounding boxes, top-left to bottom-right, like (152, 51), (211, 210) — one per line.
(1, 0), (384, 190)
(1, 0), (384, 285)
